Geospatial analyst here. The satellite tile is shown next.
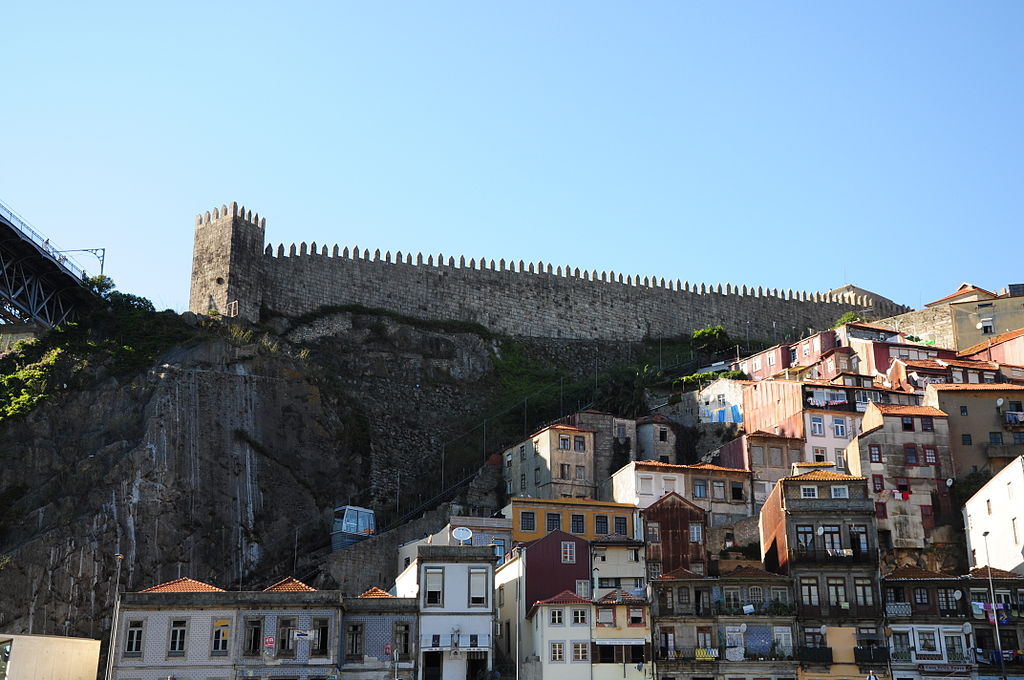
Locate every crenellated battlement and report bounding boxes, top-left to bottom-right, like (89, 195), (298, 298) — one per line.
(189, 202), (909, 338)
(254, 238), (888, 309)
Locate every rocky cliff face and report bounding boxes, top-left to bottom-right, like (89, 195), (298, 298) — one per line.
(0, 308), (640, 646)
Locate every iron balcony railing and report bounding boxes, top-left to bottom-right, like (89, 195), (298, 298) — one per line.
(854, 647), (890, 664)
(797, 646), (833, 664)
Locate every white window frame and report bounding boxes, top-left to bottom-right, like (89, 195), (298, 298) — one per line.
(561, 541), (576, 564)
(831, 485), (849, 499)
(801, 486), (819, 499)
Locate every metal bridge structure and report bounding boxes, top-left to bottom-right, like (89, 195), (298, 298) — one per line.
(0, 199), (95, 329)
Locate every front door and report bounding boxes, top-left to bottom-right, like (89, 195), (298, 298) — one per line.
(424, 651), (443, 680)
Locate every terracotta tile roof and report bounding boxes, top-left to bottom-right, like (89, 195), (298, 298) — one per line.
(358, 586), (396, 598)
(884, 565), (958, 580)
(679, 462), (750, 474)
(657, 567), (707, 580)
(929, 383), (1024, 392)
(927, 284), (997, 307)
(530, 423), (596, 436)
(794, 462), (834, 468)
(139, 577), (225, 593)
(719, 566), (785, 579)
(596, 589), (647, 605)
(959, 328), (1024, 357)
(848, 321), (902, 333)
(872, 404), (948, 417)
(968, 566), (1024, 580)
(535, 589), (592, 606)
(636, 415), (673, 424)
(510, 496), (636, 509)
(904, 359), (998, 371)
(591, 532), (643, 546)
(784, 469), (865, 482)
(263, 577), (317, 592)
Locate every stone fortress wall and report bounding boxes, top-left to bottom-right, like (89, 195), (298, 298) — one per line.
(190, 203), (910, 341)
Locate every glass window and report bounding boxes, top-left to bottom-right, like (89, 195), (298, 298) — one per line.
(960, 406), (969, 416)
(571, 514), (585, 534)
(574, 435), (586, 451)
(917, 630), (937, 652)
(573, 608), (587, 624)
(614, 516), (628, 535)
(547, 513), (561, 531)
(521, 511), (535, 532)
(924, 446), (937, 464)
(689, 523), (703, 543)
(550, 608), (564, 625)
(243, 618), (263, 657)
(393, 622), (410, 659)
(902, 416), (915, 431)
(628, 607), (644, 624)
(561, 541), (576, 564)
(831, 485), (849, 499)
(712, 481), (726, 498)
(801, 578), (819, 605)
(575, 580), (590, 598)
(470, 567), (488, 606)
(313, 617), (330, 656)
(855, 578), (873, 606)
(693, 479), (708, 497)
(962, 433), (972, 445)
(573, 642), (589, 661)
(913, 587), (929, 605)
(125, 620), (144, 656)
(827, 577), (846, 606)
(811, 416), (825, 436)
(560, 463), (571, 479)
(550, 641), (565, 662)
(646, 522), (661, 543)
(990, 432), (1004, 445)
(576, 465), (586, 480)
(425, 567), (444, 606)
(346, 623), (363, 660)
(833, 417), (847, 438)
(921, 416), (934, 431)
(559, 435), (571, 450)
(904, 444), (918, 465)
(169, 619), (187, 657)
(872, 474), (884, 492)
(801, 486), (818, 499)
(278, 617), (296, 657)
(869, 444), (881, 463)
(212, 619), (230, 655)
(595, 515), (608, 534)
(597, 608), (614, 624)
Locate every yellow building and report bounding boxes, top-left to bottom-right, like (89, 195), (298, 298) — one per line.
(505, 497), (637, 543)
(797, 625), (890, 680)
(592, 590), (651, 680)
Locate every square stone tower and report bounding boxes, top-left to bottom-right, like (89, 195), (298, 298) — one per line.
(189, 202), (265, 322)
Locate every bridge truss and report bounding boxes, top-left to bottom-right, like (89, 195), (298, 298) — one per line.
(0, 201), (93, 329)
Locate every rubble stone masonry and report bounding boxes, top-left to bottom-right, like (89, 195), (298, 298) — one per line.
(190, 203), (910, 340)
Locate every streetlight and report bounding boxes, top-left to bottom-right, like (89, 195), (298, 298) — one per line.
(104, 553), (125, 680)
(981, 531), (1006, 680)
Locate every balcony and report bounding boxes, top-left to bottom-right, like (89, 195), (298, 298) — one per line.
(798, 603), (880, 620)
(718, 601), (797, 617)
(790, 548), (876, 564)
(1004, 411), (1024, 429)
(854, 647), (890, 664)
(886, 602), (912, 617)
(891, 650), (912, 663)
(658, 647), (721, 661)
(797, 646), (834, 664)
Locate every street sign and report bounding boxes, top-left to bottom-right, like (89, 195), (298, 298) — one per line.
(264, 635), (276, 649)
(295, 630), (312, 638)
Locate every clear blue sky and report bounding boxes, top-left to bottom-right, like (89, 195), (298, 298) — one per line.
(2, 2), (1021, 313)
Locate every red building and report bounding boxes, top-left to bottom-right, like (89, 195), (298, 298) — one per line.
(640, 492), (708, 577)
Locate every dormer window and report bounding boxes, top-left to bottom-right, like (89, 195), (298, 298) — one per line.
(801, 486), (819, 499)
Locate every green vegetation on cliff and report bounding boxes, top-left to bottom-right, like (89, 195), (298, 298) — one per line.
(0, 277), (198, 423)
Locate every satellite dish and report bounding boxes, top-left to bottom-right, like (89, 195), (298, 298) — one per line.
(953, 590), (963, 600)
(997, 398), (1005, 407)
(739, 623), (748, 632)
(946, 478), (954, 488)
(820, 625), (828, 634)
(816, 527), (825, 536)
(977, 323), (984, 330)
(452, 527), (473, 542)
(962, 622), (972, 634)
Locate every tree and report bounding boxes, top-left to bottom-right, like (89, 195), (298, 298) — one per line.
(832, 311), (866, 329)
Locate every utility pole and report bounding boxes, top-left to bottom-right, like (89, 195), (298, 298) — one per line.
(983, 531), (1007, 680)
(104, 552), (125, 680)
